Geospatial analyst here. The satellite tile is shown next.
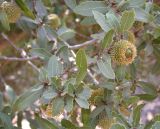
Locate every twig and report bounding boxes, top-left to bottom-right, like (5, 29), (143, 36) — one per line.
(0, 56), (39, 61)
(1, 33), (23, 52)
(1, 33), (40, 72)
(69, 39), (98, 50)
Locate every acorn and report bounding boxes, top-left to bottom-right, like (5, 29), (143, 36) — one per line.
(111, 40), (137, 65)
(98, 118), (115, 129)
(47, 14), (61, 29)
(1, 1), (21, 23)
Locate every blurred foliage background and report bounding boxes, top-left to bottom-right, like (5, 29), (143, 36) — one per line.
(0, 0), (160, 129)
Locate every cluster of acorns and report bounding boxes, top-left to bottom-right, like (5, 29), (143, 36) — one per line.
(0, 1), (61, 28)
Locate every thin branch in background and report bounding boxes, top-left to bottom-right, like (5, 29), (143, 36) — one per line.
(32, 0), (37, 14)
(0, 56), (39, 61)
(1, 33), (23, 52)
(69, 39), (98, 50)
(0, 33), (40, 72)
(76, 32), (92, 40)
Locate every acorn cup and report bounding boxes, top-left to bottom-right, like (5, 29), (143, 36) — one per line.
(47, 14), (61, 29)
(110, 40), (137, 65)
(1, 1), (21, 23)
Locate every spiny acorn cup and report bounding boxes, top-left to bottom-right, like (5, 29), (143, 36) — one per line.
(111, 40), (137, 65)
(1, 1), (21, 23)
(47, 14), (61, 29)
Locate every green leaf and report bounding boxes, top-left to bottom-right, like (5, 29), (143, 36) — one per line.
(77, 87), (91, 100)
(75, 98), (89, 109)
(81, 17), (96, 25)
(61, 119), (78, 129)
(47, 55), (63, 78)
(58, 26), (75, 40)
(34, 0), (47, 17)
(42, 88), (57, 100)
(64, 96), (74, 112)
(90, 105), (105, 118)
(52, 97), (64, 116)
(35, 115), (58, 129)
(64, 0), (77, 10)
(129, 0), (145, 8)
(38, 68), (48, 82)
(136, 94), (157, 101)
(0, 12), (10, 31)
(115, 65), (126, 80)
(30, 48), (52, 60)
(130, 62), (136, 79)
(138, 81), (157, 96)
(125, 96), (139, 106)
(101, 29), (114, 49)
(110, 123), (126, 129)
(134, 8), (153, 23)
(0, 112), (13, 129)
(132, 104), (144, 127)
(12, 85), (43, 111)
(5, 84), (16, 104)
(37, 26), (48, 48)
(81, 109), (90, 126)
(64, 83), (75, 97)
(99, 82), (115, 90)
(76, 49), (87, 85)
(106, 12), (120, 31)
(97, 55), (115, 79)
(15, 0), (35, 19)
(92, 10), (110, 32)
(74, 1), (108, 16)
(120, 10), (135, 32)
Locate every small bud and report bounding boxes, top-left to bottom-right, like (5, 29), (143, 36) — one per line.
(47, 14), (61, 29)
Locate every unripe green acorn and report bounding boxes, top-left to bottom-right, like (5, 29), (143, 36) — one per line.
(1, 1), (21, 23)
(47, 14), (61, 29)
(111, 40), (137, 65)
